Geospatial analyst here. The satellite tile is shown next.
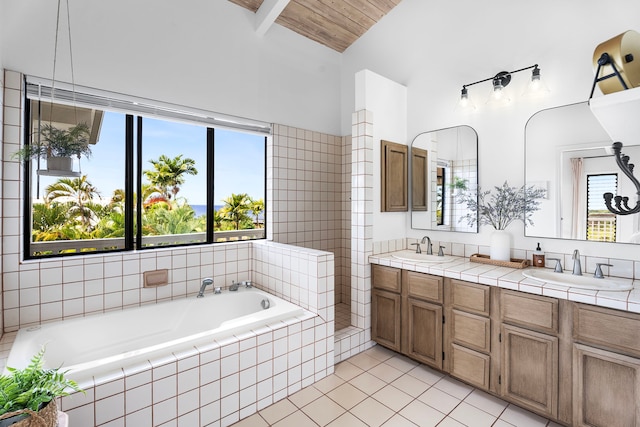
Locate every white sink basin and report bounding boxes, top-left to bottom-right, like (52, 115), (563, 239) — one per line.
(522, 269), (633, 292)
(391, 250), (458, 264)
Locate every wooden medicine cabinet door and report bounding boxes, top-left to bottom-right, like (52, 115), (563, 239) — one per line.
(381, 140), (408, 212)
(411, 146), (428, 211)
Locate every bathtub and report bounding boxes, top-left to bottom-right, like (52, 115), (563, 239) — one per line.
(5, 288), (305, 385)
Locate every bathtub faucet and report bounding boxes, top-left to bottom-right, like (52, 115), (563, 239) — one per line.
(229, 280), (240, 291)
(197, 278), (214, 298)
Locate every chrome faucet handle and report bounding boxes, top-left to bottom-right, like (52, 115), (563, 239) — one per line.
(438, 246), (445, 256)
(410, 243), (422, 254)
(594, 263), (613, 279)
(547, 258), (563, 273)
(214, 287), (222, 294)
(243, 280), (253, 288)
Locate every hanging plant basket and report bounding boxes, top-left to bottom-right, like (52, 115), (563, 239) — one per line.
(0, 400), (58, 427)
(46, 156), (73, 172)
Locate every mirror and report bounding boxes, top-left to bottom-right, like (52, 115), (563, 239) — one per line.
(525, 101), (640, 243)
(410, 125), (478, 232)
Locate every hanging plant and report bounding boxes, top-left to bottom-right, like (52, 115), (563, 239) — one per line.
(13, 123), (92, 161)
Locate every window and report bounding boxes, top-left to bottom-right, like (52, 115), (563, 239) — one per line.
(23, 80), (268, 258)
(586, 173), (617, 242)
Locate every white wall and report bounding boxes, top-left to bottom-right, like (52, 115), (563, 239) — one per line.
(342, 0), (640, 260)
(0, 0), (342, 134)
(355, 69), (408, 241)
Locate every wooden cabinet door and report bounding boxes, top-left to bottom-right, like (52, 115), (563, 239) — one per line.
(372, 289), (401, 352)
(450, 343), (490, 390)
(411, 146), (428, 211)
(404, 298), (443, 369)
(501, 324), (558, 418)
(381, 140), (408, 212)
(573, 343), (640, 427)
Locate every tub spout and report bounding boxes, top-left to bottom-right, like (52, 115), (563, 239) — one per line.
(197, 278), (214, 298)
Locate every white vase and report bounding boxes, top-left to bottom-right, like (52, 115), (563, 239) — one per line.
(490, 229), (511, 261)
(47, 156), (73, 172)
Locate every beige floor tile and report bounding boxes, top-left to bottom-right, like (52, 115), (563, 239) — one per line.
(327, 383), (368, 410)
(369, 362), (404, 383)
(406, 364), (445, 385)
(288, 385), (323, 409)
(493, 420), (517, 427)
(372, 384), (413, 412)
(326, 411), (369, 427)
(435, 417), (466, 427)
(365, 345), (396, 362)
(381, 414), (419, 427)
(399, 400), (446, 427)
(334, 361), (364, 381)
(432, 376), (473, 400)
(350, 371), (387, 395)
(418, 386), (461, 414)
(272, 409), (317, 427)
(449, 401), (496, 427)
(301, 395), (346, 426)
(229, 413), (269, 427)
(348, 351), (383, 370)
(313, 374), (345, 394)
(258, 398), (298, 425)
(384, 354), (419, 373)
(390, 373), (431, 398)
(351, 397), (395, 427)
(499, 404), (549, 427)
(463, 388), (508, 417)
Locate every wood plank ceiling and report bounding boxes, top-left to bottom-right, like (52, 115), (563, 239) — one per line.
(228, 0), (402, 52)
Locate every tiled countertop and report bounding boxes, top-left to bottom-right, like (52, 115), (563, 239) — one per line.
(369, 252), (640, 314)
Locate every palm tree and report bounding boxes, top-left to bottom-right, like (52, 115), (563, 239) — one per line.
(248, 197), (264, 227)
(45, 176), (101, 231)
(144, 154), (198, 200)
(220, 193), (252, 230)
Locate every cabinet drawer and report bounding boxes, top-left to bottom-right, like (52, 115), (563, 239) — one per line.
(501, 289), (558, 335)
(574, 304), (640, 358)
(450, 343), (490, 390)
(372, 264), (401, 293)
(451, 280), (490, 315)
(451, 309), (491, 353)
(404, 270), (443, 303)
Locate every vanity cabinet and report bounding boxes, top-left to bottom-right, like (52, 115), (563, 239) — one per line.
(403, 270), (444, 369)
(572, 304), (640, 427)
(499, 290), (560, 418)
(371, 264), (402, 352)
(446, 279), (493, 391)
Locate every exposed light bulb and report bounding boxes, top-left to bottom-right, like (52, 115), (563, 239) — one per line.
(487, 78), (510, 106)
(455, 87), (476, 112)
(522, 66), (550, 97)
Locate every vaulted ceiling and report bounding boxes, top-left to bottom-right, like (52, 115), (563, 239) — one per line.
(228, 0), (402, 53)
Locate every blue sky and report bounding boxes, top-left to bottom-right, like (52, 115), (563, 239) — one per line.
(36, 111), (266, 206)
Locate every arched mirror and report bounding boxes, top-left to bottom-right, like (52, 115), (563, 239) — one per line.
(525, 101), (640, 243)
(410, 125), (478, 232)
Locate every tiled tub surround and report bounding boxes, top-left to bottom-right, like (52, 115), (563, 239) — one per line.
(0, 241), (335, 426)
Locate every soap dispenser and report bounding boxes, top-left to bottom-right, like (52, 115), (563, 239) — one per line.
(533, 243), (545, 267)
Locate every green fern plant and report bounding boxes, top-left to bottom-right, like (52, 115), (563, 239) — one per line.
(0, 347), (82, 416)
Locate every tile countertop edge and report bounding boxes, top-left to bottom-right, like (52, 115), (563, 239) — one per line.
(369, 253), (640, 314)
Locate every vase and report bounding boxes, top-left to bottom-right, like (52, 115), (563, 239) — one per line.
(490, 229), (511, 261)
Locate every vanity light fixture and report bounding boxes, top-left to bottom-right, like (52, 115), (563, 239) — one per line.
(457, 64), (547, 110)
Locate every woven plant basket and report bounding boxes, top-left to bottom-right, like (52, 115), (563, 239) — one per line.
(0, 399), (58, 427)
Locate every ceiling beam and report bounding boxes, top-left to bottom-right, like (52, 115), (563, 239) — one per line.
(256, 0), (290, 36)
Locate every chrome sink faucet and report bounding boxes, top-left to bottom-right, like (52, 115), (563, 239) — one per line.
(229, 280), (240, 291)
(421, 236), (433, 255)
(572, 250), (582, 276)
(197, 278), (214, 298)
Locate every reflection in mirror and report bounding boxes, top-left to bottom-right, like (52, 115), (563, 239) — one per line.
(410, 125), (478, 232)
(525, 101), (640, 243)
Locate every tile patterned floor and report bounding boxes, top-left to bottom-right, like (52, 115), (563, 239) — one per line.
(335, 302), (351, 331)
(231, 346), (563, 427)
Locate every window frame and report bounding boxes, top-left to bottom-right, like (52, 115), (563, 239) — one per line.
(22, 78), (269, 259)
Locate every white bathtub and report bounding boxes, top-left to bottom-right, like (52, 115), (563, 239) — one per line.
(6, 288), (305, 384)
